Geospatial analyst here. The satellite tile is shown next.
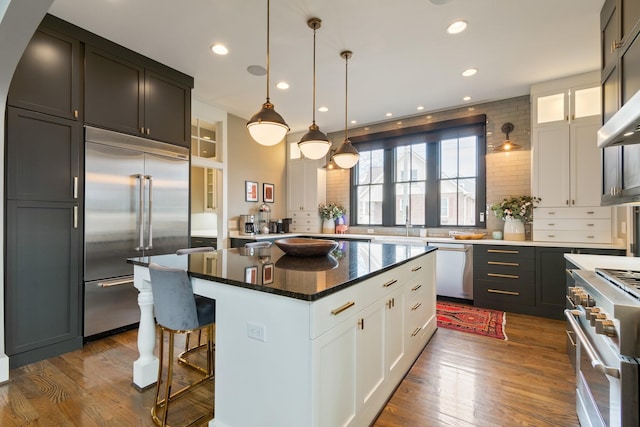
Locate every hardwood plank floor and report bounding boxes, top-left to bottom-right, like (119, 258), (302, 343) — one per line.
(0, 310), (577, 426)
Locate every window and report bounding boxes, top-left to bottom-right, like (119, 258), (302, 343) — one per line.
(350, 115), (486, 228)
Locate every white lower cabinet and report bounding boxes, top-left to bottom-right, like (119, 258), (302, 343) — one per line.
(312, 253), (436, 427)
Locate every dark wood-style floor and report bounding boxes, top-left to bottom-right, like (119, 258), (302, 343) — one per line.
(1, 310), (577, 427)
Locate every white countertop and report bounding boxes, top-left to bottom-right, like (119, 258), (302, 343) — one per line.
(229, 231), (626, 250)
(565, 253), (640, 271)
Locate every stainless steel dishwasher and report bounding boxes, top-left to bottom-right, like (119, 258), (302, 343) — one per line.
(427, 242), (473, 300)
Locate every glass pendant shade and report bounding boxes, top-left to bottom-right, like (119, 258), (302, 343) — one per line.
(247, 101), (289, 146)
(299, 124), (331, 159)
(333, 140), (360, 169)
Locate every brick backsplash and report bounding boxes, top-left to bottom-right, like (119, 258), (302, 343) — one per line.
(325, 95), (532, 234)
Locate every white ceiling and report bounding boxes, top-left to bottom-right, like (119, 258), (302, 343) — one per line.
(48, 0), (605, 134)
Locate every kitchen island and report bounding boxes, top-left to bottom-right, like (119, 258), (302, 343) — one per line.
(128, 240), (437, 427)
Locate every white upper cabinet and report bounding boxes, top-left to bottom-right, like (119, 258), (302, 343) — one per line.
(534, 82), (601, 126)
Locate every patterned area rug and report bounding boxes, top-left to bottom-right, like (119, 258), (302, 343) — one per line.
(436, 302), (507, 340)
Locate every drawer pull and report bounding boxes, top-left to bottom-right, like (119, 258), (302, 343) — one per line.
(487, 249), (519, 254)
(411, 302), (422, 311)
(586, 211), (595, 215)
(487, 272), (519, 279)
(487, 289), (520, 296)
(587, 224), (594, 227)
(383, 279), (398, 288)
(587, 236), (595, 239)
(487, 261), (519, 267)
(331, 301), (355, 316)
(547, 235), (556, 238)
(411, 327), (421, 337)
(548, 211), (556, 215)
(547, 223), (555, 226)
(411, 266), (422, 272)
(411, 284), (422, 291)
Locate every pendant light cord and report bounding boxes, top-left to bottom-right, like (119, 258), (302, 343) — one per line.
(266, 0), (271, 103)
(312, 25), (317, 125)
(344, 52), (349, 142)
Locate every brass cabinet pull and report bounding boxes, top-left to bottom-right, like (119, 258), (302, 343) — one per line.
(586, 223), (594, 227)
(487, 261), (519, 267)
(548, 211), (556, 215)
(358, 318), (364, 330)
(411, 327), (421, 337)
(331, 301), (355, 316)
(383, 279), (398, 288)
(146, 128), (150, 135)
(487, 272), (519, 279)
(386, 298), (395, 309)
(411, 266), (422, 272)
(411, 284), (422, 291)
(487, 289), (520, 296)
(565, 330), (577, 348)
(487, 249), (519, 254)
(73, 176), (78, 199)
(586, 211), (595, 214)
(74, 110), (78, 118)
(411, 302), (422, 311)
(73, 206), (78, 229)
(140, 127), (145, 133)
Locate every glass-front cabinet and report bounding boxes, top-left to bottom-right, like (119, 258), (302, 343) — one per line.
(534, 84), (600, 125)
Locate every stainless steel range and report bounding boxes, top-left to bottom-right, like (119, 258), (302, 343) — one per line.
(566, 268), (640, 427)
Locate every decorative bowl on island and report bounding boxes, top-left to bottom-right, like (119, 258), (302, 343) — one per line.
(274, 238), (339, 257)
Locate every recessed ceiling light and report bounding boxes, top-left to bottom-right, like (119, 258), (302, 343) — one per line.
(462, 68), (477, 77)
(624, 131), (634, 137)
(318, 106), (328, 112)
(463, 96), (471, 101)
(247, 65), (267, 76)
(417, 106), (424, 111)
(386, 112), (393, 117)
(447, 20), (467, 34)
(210, 44), (228, 55)
(350, 120), (357, 124)
(276, 81), (289, 90)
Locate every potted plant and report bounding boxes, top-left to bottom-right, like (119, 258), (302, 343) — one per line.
(318, 203), (346, 233)
(490, 195), (540, 240)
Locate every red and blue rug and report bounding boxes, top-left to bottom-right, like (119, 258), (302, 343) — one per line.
(436, 302), (507, 340)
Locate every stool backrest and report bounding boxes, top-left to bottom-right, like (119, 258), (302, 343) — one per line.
(148, 263), (199, 331)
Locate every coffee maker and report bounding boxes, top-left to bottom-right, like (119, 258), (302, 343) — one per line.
(239, 214), (256, 236)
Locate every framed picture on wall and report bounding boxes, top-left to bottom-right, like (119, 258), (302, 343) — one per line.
(263, 263), (274, 285)
(245, 266), (258, 284)
(245, 181), (258, 202)
(263, 183), (275, 203)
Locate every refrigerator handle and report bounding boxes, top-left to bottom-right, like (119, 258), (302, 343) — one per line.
(135, 174), (144, 251)
(145, 175), (153, 250)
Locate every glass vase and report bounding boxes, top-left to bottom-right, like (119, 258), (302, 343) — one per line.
(503, 217), (525, 241)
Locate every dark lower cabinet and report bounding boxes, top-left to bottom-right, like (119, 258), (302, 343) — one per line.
(5, 200), (82, 368)
(474, 245), (625, 319)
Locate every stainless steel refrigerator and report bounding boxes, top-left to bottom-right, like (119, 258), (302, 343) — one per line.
(84, 126), (189, 337)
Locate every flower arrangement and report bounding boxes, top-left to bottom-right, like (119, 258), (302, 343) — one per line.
(490, 195), (541, 223)
(318, 203), (346, 220)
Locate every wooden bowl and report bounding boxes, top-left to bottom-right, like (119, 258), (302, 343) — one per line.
(274, 238), (339, 257)
(452, 233), (486, 240)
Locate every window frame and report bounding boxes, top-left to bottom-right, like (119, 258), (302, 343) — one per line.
(348, 115), (486, 228)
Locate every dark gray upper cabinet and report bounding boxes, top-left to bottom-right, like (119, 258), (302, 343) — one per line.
(7, 27), (80, 121)
(6, 107), (81, 202)
(84, 46), (144, 136)
(85, 45), (191, 147)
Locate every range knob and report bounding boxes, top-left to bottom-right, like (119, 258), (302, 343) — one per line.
(585, 306), (600, 317)
(572, 290), (588, 306)
(595, 318), (617, 337)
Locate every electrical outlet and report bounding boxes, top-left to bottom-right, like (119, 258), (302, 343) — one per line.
(367, 229), (374, 234)
(247, 322), (267, 342)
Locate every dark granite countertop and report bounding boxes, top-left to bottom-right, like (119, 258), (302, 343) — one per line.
(128, 240), (436, 301)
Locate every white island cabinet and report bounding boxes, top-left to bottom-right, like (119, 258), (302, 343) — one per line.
(130, 242), (436, 427)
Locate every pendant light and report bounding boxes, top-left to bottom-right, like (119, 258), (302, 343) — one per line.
(323, 148), (341, 170)
(333, 50), (360, 169)
(494, 122), (521, 152)
(246, 0), (289, 146)
(298, 18), (331, 160)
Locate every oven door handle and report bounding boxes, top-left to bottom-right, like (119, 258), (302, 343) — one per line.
(564, 309), (620, 379)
